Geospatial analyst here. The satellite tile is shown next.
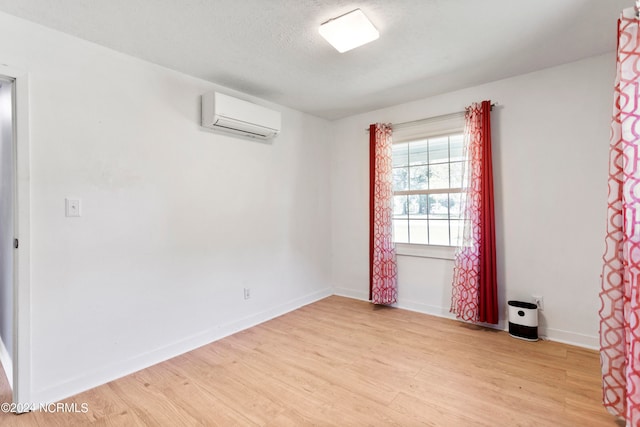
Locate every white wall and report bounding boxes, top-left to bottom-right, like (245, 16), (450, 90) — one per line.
(0, 77), (14, 382)
(0, 11), (332, 403)
(331, 53), (614, 349)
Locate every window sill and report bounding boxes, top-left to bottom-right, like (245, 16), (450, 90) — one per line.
(395, 243), (456, 260)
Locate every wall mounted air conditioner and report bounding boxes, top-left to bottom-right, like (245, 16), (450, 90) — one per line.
(201, 91), (281, 140)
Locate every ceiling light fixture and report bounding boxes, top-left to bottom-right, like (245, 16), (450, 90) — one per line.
(319, 9), (379, 53)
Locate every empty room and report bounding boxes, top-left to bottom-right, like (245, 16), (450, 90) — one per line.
(0, 0), (635, 425)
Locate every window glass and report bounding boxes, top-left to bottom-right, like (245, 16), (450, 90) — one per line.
(392, 131), (465, 246)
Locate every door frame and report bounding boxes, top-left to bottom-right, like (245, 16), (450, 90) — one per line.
(0, 64), (31, 406)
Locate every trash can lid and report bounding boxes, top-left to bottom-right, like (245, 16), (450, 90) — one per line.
(508, 300), (537, 310)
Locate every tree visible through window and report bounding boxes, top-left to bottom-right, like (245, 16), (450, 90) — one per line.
(392, 133), (464, 246)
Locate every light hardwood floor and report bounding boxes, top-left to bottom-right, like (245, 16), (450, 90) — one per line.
(0, 296), (620, 426)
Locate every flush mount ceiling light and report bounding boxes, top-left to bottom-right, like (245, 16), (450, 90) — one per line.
(319, 9), (379, 53)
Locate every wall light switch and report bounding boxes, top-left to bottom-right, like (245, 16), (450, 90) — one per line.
(65, 198), (81, 217)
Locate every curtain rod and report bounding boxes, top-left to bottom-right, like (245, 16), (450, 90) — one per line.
(365, 102), (497, 132)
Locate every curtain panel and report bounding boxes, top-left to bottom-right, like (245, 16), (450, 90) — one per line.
(369, 123), (398, 305)
(450, 101), (498, 324)
(600, 9), (640, 424)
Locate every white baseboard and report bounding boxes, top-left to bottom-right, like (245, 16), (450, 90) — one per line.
(543, 328), (598, 350)
(336, 293), (597, 350)
(396, 298), (508, 331)
(32, 287), (333, 405)
(333, 287), (369, 301)
(0, 337), (12, 389)
(396, 298), (455, 320)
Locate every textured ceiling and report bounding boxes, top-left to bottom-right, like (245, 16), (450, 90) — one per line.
(0, 0), (629, 119)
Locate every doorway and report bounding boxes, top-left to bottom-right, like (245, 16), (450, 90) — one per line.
(0, 66), (30, 408)
(0, 76), (14, 390)
(0, 66), (31, 408)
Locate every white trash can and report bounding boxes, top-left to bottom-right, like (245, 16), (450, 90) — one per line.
(508, 300), (538, 341)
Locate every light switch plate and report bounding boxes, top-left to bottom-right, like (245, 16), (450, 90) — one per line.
(65, 198), (81, 217)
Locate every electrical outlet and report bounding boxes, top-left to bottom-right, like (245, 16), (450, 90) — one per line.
(533, 295), (543, 311)
(243, 288), (251, 300)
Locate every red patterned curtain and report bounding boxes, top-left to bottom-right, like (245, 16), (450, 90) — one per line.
(450, 101), (498, 324)
(369, 123), (398, 305)
(600, 9), (640, 423)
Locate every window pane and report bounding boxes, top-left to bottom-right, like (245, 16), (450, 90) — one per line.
(392, 143), (409, 167)
(409, 140), (428, 165)
(428, 137), (449, 164)
(429, 220), (450, 246)
(450, 134), (464, 161)
(450, 219), (462, 246)
(450, 161), (463, 188)
(429, 163), (449, 189)
(428, 194), (449, 219)
(408, 194), (428, 218)
(392, 129), (465, 247)
(409, 165), (429, 190)
(393, 167), (409, 191)
(393, 219), (409, 243)
(449, 193), (463, 219)
(409, 219), (428, 244)
(393, 195), (408, 217)
(407, 194), (421, 215)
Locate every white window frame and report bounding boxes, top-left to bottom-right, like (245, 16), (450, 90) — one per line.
(392, 113), (465, 260)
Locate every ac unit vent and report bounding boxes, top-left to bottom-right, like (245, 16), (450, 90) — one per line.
(201, 92), (281, 140)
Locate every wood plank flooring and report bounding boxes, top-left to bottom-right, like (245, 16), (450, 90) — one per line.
(0, 296), (621, 426)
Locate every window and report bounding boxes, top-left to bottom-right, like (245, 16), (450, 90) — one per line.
(391, 116), (465, 249)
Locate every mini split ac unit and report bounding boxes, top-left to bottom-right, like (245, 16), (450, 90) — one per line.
(201, 91), (281, 140)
